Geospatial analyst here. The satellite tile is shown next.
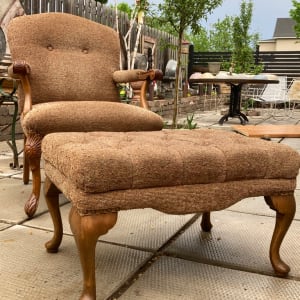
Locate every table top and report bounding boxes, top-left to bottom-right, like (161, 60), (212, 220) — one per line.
(189, 77), (279, 85)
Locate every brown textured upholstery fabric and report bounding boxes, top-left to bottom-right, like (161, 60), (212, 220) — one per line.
(7, 13), (120, 112)
(22, 101), (163, 135)
(42, 130), (300, 216)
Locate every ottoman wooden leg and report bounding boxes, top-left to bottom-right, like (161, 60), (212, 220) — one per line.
(44, 176), (63, 253)
(69, 207), (118, 300)
(265, 193), (296, 276)
(201, 212), (213, 232)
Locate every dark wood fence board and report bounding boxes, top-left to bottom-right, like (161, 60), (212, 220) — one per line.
(188, 44), (300, 80)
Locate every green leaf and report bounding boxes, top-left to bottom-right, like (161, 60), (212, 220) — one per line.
(95, 0), (108, 3)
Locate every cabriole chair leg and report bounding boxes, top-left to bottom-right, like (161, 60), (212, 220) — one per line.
(23, 136), (30, 184)
(24, 133), (42, 218)
(44, 176), (63, 253)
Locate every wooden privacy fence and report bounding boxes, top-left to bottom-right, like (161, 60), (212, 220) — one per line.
(259, 51), (300, 78)
(19, 0), (178, 72)
(188, 44), (300, 80)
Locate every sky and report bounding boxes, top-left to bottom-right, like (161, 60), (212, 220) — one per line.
(205, 0), (294, 40)
(107, 0), (294, 40)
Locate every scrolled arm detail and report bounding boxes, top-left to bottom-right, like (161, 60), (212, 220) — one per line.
(8, 60), (31, 77)
(8, 60), (32, 116)
(137, 69), (163, 81)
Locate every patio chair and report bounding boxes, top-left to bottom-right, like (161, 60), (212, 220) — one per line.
(249, 75), (292, 119)
(7, 12), (163, 218)
(287, 79), (300, 117)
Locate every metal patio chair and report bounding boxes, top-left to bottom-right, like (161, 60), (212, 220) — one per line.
(250, 75), (293, 119)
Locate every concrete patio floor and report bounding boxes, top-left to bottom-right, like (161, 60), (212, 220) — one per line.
(1, 109), (300, 299)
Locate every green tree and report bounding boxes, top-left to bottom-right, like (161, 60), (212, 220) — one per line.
(209, 16), (235, 51)
(231, 0), (261, 73)
(155, 0), (223, 127)
(186, 27), (210, 51)
(116, 2), (132, 17)
(188, 3), (259, 54)
(290, 0), (300, 38)
(94, 0), (108, 9)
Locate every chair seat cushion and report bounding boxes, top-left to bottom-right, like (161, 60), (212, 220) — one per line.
(42, 129), (300, 194)
(22, 101), (163, 135)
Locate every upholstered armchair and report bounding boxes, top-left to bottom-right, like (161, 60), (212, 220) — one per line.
(7, 12), (163, 218)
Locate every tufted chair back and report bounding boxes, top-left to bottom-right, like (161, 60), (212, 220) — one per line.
(7, 13), (120, 111)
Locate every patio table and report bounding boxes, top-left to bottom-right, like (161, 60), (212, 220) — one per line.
(189, 76), (279, 125)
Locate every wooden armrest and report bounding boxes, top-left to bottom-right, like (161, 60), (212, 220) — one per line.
(8, 60), (32, 115)
(112, 69), (163, 83)
(139, 69), (163, 109)
(137, 69), (163, 81)
(113, 69), (163, 110)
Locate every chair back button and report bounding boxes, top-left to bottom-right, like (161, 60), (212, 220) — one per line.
(47, 45), (53, 51)
(82, 48), (89, 54)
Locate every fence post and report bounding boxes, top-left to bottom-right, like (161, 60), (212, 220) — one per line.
(255, 44), (260, 65)
(188, 44), (194, 79)
(147, 47), (154, 101)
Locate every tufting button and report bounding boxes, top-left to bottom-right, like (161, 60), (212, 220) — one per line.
(47, 45), (53, 51)
(82, 48), (89, 54)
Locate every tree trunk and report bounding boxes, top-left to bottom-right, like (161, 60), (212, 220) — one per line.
(172, 31), (183, 128)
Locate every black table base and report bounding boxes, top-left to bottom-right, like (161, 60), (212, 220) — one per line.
(219, 83), (248, 125)
(189, 76), (279, 126)
(219, 111), (248, 125)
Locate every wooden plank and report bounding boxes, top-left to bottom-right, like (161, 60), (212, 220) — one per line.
(54, 0), (63, 12)
(62, 0), (71, 12)
(39, 0), (47, 13)
(48, 0), (55, 12)
(232, 125), (300, 138)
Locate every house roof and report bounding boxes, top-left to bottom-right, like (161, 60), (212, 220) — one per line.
(273, 18), (296, 38)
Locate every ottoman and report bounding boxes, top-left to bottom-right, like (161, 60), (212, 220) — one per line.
(42, 129), (300, 299)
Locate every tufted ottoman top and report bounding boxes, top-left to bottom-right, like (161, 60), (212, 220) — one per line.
(42, 129), (300, 194)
